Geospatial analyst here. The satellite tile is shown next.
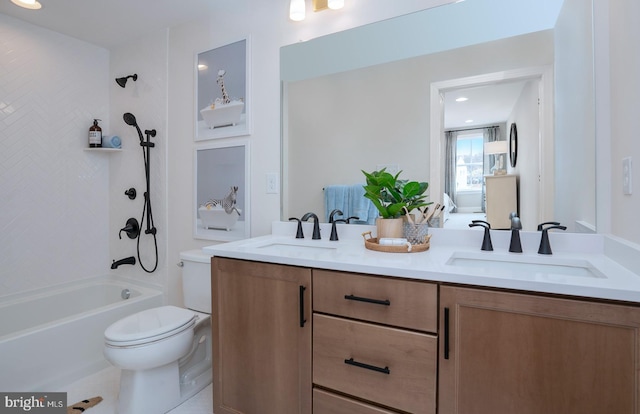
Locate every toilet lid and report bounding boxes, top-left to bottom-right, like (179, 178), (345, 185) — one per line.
(105, 305), (197, 346)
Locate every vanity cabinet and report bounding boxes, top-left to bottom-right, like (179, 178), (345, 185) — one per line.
(211, 257), (640, 414)
(211, 258), (312, 414)
(439, 286), (640, 414)
(312, 270), (438, 414)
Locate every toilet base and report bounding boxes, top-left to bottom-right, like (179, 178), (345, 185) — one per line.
(114, 314), (212, 414)
(118, 361), (181, 414)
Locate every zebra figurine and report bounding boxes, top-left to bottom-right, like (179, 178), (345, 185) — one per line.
(217, 69), (231, 104)
(202, 186), (240, 216)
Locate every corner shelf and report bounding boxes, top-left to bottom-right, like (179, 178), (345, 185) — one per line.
(84, 148), (122, 153)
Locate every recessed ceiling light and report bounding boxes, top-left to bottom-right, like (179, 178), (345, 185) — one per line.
(465, 119), (474, 123)
(11, 0), (42, 9)
(455, 97), (468, 102)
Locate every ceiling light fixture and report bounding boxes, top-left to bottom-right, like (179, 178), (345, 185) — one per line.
(289, 0), (306, 21)
(455, 97), (468, 102)
(290, 0), (345, 21)
(11, 0), (42, 10)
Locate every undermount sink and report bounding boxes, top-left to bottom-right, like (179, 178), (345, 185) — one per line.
(446, 251), (606, 279)
(252, 240), (339, 254)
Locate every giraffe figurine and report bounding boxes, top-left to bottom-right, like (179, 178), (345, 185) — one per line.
(217, 69), (231, 104)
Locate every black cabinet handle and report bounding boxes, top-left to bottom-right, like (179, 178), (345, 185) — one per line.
(299, 285), (307, 328)
(444, 307), (450, 360)
(344, 294), (390, 306)
(344, 358), (390, 375)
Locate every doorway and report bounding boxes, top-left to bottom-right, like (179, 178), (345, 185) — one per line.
(429, 66), (553, 231)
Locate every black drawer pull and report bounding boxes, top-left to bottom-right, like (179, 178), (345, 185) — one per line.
(444, 307), (450, 360)
(299, 285), (306, 327)
(344, 358), (390, 375)
(344, 294), (390, 306)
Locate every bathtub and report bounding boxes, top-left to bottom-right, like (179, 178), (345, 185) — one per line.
(0, 276), (162, 391)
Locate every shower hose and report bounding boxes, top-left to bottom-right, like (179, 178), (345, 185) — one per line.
(137, 129), (158, 273)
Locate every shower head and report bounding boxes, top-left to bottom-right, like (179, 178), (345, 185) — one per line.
(123, 112), (144, 143)
(115, 74), (137, 88)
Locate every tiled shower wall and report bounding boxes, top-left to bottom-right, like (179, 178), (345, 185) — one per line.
(0, 14), (110, 295)
(108, 31), (168, 289)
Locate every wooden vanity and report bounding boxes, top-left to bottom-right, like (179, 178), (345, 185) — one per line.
(211, 256), (640, 414)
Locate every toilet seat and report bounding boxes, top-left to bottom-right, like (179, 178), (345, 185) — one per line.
(105, 305), (197, 347)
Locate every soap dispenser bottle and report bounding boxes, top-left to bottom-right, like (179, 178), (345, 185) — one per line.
(89, 119), (102, 148)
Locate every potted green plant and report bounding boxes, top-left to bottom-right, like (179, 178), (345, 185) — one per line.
(362, 169), (430, 239)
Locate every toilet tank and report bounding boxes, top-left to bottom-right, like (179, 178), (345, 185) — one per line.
(179, 249), (212, 314)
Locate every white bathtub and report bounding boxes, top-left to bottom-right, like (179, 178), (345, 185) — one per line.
(0, 276), (163, 391)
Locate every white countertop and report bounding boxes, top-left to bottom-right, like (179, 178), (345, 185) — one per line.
(203, 222), (640, 304)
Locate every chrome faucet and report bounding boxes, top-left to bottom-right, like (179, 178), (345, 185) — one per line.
(508, 212), (522, 253)
(301, 212), (321, 240)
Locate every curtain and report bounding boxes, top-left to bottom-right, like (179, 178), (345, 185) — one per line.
(482, 126), (500, 213)
(444, 130), (458, 213)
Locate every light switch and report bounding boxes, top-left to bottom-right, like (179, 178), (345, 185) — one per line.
(623, 157), (632, 195)
(266, 173), (279, 194)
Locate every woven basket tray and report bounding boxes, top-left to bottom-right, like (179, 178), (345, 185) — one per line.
(361, 231), (431, 253)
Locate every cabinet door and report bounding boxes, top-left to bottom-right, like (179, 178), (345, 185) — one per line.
(439, 286), (640, 414)
(212, 258), (312, 414)
(485, 175), (517, 229)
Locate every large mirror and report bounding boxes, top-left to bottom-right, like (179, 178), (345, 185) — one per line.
(281, 0), (595, 232)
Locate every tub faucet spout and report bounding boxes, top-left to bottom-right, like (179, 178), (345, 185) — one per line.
(111, 256), (136, 269)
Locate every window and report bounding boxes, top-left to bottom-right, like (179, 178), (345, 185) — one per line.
(455, 133), (484, 192)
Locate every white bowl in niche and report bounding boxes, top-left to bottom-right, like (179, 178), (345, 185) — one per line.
(198, 206), (241, 231)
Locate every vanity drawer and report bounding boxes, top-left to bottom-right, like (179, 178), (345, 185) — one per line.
(313, 269), (437, 332)
(313, 388), (398, 414)
(313, 314), (436, 414)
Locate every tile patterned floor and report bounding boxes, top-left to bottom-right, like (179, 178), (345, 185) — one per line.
(59, 367), (213, 414)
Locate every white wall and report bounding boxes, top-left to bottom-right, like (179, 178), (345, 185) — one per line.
(554, 0), (596, 232)
(609, 0), (640, 245)
(108, 31), (169, 290)
(0, 14), (110, 295)
(506, 80), (541, 231)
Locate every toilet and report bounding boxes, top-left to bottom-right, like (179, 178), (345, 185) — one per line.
(104, 249), (213, 414)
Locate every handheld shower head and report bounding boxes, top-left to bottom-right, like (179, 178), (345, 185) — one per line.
(123, 112), (137, 126)
(123, 112), (144, 143)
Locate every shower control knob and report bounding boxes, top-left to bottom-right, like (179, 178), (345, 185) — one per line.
(124, 188), (136, 200)
(119, 218), (140, 240)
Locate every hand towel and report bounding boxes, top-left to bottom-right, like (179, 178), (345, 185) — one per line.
(102, 135), (122, 148)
